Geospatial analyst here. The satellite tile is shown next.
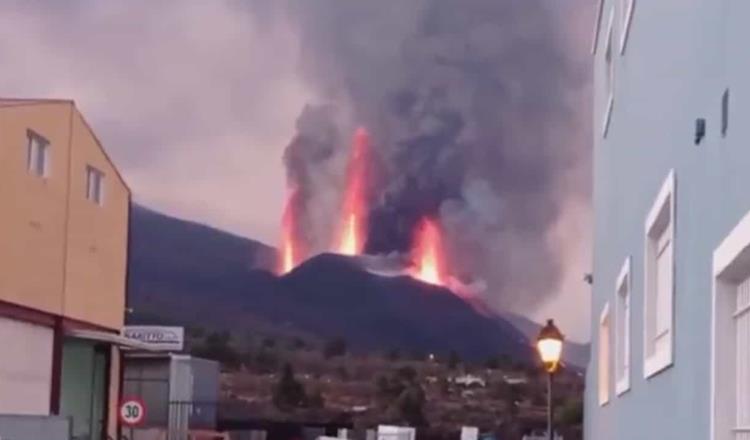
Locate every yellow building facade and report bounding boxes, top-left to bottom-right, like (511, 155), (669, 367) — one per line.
(0, 98), (131, 439)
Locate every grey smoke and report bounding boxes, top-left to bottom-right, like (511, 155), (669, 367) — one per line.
(279, 0), (593, 313)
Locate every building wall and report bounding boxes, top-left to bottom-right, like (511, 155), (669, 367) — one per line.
(0, 99), (130, 435)
(0, 100), (129, 329)
(0, 102), (72, 315)
(63, 108), (129, 330)
(586, 0), (750, 439)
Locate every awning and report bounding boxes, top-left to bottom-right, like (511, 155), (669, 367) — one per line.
(66, 328), (158, 351)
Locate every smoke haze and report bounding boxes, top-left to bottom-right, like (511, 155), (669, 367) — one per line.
(0, 0), (595, 340)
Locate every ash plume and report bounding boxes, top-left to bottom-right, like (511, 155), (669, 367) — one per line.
(279, 0), (593, 313)
(282, 104), (346, 253)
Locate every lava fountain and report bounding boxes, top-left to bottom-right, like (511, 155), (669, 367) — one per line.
(411, 218), (447, 285)
(335, 127), (371, 255)
(279, 188), (304, 274)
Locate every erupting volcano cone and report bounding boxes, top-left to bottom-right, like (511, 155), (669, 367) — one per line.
(411, 218), (447, 285)
(335, 127), (371, 255)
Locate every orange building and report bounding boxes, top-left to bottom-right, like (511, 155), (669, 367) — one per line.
(0, 98), (140, 439)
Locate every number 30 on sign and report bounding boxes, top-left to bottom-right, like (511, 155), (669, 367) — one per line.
(119, 398), (146, 427)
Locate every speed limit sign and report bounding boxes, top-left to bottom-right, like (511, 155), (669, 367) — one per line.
(119, 397), (146, 427)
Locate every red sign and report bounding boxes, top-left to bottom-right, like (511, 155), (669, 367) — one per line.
(119, 397), (146, 427)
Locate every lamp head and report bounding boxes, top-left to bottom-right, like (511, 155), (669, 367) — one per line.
(536, 319), (564, 373)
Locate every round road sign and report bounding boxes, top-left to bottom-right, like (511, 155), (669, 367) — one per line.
(119, 397), (146, 427)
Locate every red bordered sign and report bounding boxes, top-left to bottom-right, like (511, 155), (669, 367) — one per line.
(119, 397), (146, 427)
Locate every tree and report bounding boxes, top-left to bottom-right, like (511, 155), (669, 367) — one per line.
(191, 331), (240, 369)
(289, 337), (307, 351)
(337, 366), (350, 380)
(251, 347), (280, 374)
(438, 377), (450, 396)
(498, 353), (513, 368)
(503, 384), (522, 417)
(323, 337), (347, 358)
(396, 366), (418, 383)
(374, 366), (427, 426)
(375, 375), (392, 400)
(556, 397), (583, 426)
(308, 389), (325, 409)
(447, 350), (461, 370)
(272, 363), (308, 411)
(395, 384), (427, 426)
(187, 326), (206, 338)
(485, 357), (499, 370)
(386, 348), (401, 362)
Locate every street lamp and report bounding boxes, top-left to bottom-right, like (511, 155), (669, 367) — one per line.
(536, 319), (564, 440)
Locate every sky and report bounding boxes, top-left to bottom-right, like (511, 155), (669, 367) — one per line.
(0, 1), (594, 341)
(1, 1), (311, 243)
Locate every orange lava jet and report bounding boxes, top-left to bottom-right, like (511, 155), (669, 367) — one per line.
(279, 188), (304, 274)
(335, 127), (371, 255)
(411, 218), (447, 285)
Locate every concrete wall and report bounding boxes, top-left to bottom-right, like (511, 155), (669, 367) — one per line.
(585, 0), (750, 439)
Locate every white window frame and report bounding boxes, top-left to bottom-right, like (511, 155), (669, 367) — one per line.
(619, 0), (635, 54)
(602, 8), (615, 138)
(643, 170), (676, 379)
(591, 0), (605, 54)
(86, 166), (105, 206)
(711, 210), (750, 440)
(599, 303), (611, 406)
(615, 257), (632, 395)
(26, 129), (50, 178)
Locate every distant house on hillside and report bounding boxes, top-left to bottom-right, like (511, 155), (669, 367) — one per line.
(452, 374), (486, 388)
(502, 374), (528, 385)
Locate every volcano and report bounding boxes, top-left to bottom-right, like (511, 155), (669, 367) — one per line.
(127, 205), (535, 361)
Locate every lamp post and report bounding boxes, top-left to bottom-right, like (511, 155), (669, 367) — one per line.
(536, 319), (564, 440)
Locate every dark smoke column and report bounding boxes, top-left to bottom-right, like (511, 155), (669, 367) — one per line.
(279, 0), (593, 312)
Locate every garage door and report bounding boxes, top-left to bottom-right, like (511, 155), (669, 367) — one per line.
(0, 316), (53, 414)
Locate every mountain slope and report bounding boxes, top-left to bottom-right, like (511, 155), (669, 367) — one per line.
(127, 205), (532, 361)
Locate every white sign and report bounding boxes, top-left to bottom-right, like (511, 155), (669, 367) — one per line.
(122, 326), (184, 351)
(119, 398), (146, 427)
(461, 427), (479, 440)
(377, 426), (416, 440)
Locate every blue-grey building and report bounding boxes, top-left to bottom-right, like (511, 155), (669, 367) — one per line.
(585, 1), (750, 439)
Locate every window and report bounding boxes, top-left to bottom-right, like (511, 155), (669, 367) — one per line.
(26, 130), (50, 177)
(86, 166), (105, 206)
(644, 170), (675, 378)
(616, 257), (631, 395)
(619, 0), (635, 54)
(599, 303), (611, 406)
(602, 8), (615, 137)
(711, 209), (750, 440)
